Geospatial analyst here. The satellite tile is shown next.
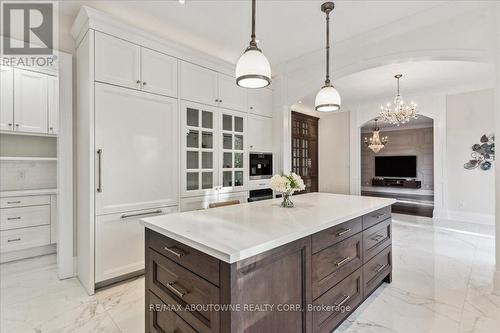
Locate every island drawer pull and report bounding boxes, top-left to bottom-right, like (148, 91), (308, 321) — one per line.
(7, 201), (21, 204)
(374, 212), (386, 219)
(334, 295), (350, 307)
(163, 246), (186, 258)
(7, 217), (21, 220)
(336, 228), (351, 237)
(334, 256), (351, 267)
(121, 209), (163, 219)
(166, 282), (188, 298)
(370, 234), (384, 242)
(375, 264), (387, 273)
(7, 237), (21, 242)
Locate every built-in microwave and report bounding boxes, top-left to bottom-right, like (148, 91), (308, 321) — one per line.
(249, 153), (273, 180)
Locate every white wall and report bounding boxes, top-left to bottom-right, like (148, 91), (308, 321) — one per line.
(446, 89), (495, 220)
(319, 112), (350, 194)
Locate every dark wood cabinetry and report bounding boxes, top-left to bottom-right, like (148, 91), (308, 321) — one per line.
(146, 208), (392, 333)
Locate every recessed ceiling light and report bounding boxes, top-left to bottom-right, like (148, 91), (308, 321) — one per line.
(178, 0), (185, 4)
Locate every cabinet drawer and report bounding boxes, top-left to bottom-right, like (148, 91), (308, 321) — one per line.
(148, 291), (198, 333)
(0, 195), (50, 208)
(0, 225), (50, 252)
(148, 249), (219, 333)
(312, 268), (363, 333)
(362, 206), (391, 230)
(149, 230), (220, 286)
(0, 205), (50, 231)
(311, 217), (362, 254)
(363, 218), (391, 262)
(312, 233), (362, 300)
(363, 245), (391, 298)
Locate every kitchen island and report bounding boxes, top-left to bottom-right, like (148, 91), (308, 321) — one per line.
(142, 193), (395, 333)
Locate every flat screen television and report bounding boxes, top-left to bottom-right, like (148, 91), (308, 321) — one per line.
(375, 156), (417, 178)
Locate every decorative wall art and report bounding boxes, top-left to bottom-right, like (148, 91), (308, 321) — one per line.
(464, 134), (495, 171)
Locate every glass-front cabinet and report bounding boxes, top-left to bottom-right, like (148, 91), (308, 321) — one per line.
(181, 102), (247, 197)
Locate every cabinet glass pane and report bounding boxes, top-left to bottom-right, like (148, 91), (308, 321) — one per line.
(223, 134), (232, 149)
(187, 130), (199, 148)
(201, 172), (213, 189)
(187, 151), (199, 169)
(223, 152), (232, 168)
(223, 114), (232, 131)
(202, 152), (213, 169)
(223, 171), (232, 187)
(235, 116), (244, 132)
(202, 111), (213, 129)
(186, 173), (199, 190)
(201, 132), (213, 149)
(234, 153), (243, 168)
(235, 171), (243, 187)
(187, 108), (199, 127)
(234, 135), (243, 150)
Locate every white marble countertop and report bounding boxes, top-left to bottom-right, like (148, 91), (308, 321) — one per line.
(142, 192), (396, 263)
(0, 188), (58, 197)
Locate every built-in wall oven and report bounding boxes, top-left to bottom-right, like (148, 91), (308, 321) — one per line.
(249, 153), (273, 180)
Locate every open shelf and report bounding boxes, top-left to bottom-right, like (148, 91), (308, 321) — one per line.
(0, 156), (57, 161)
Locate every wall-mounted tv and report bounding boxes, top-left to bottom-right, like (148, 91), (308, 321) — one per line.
(375, 156), (417, 178)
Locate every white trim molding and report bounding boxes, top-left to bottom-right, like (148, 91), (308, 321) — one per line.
(443, 210), (495, 226)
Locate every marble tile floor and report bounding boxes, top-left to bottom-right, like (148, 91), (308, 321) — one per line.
(0, 215), (498, 333)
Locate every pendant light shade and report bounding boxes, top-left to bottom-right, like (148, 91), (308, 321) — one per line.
(315, 2), (341, 112)
(235, 0), (271, 88)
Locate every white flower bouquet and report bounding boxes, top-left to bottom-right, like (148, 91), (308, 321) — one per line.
(269, 172), (306, 207)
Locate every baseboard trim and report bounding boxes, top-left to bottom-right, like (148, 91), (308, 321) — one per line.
(494, 270), (500, 296)
(445, 210), (495, 225)
(0, 244), (56, 264)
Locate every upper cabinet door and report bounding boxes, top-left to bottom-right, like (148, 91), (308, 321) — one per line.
(0, 66), (14, 131)
(141, 48), (178, 97)
(95, 83), (178, 215)
(180, 61), (218, 106)
(247, 113), (273, 152)
(248, 88), (273, 117)
(13, 69), (48, 134)
(95, 32), (141, 90)
(47, 76), (59, 135)
(217, 73), (247, 112)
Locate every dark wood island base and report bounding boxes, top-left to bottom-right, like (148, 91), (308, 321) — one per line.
(145, 206), (392, 333)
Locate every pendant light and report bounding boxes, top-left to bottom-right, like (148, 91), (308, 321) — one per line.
(315, 2), (341, 112)
(235, 0), (271, 88)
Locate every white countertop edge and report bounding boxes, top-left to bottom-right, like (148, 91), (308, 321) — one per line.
(0, 188), (58, 197)
(142, 199), (396, 264)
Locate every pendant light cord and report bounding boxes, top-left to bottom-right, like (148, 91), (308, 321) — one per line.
(325, 10), (330, 86)
(250, 0), (257, 47)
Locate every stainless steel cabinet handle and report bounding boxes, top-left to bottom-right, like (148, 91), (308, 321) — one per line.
(7, 217), (21, 221)
(374, 213), (385, 219)
(97, 149), (103, 193)
(166, 282), (188, 298)
(7, 238), (21, 242)
(334, 256), (351, 267)
(334, 295), (350, 307)
(163, 246), (186, 258)
(120, 209), (163, 219)
(375, 264), (387, 273)
(336, 228), (351, 237)
(371, 234), (384, 242)
(7, 201), (21, 204)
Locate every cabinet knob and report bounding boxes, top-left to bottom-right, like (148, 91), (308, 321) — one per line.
(136, 80), (141, 84)
(15, 124), (19, 127)
(250, 106), (253, 110)
(142, 82), (147, 86)
(49, 127), (54, 131)
(8, 123), (12, 127)
(219, 99), (223, 103)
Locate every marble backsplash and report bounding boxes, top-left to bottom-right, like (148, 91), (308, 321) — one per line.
(0, 160), (57, 191)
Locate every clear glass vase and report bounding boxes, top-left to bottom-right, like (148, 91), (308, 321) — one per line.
(281, 193), (294, 208)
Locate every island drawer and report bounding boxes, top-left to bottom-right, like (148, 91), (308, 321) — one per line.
(363, 245), (391, 298)
(362, 206), (391, 230)
(312, 233), (362, 300)
(312, 267), (363, 333)
(149, 230), (220, 286)
(311, 217), (362, 254)
(363, 218), (391, 262)
(148, 291), (198, 333)
(148, 249), (220, 333)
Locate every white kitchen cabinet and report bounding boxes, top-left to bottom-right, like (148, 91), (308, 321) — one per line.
(0, 225), (50, 253)
(95, 83), (178, 215)
(181, 61), (218, 106)
(141, 48), (178, 97)
(13, 68), (48, 134)
(248, 87), (273, 117)
(247, 113), (273, 152)
(95, 31), (141, 90)
(47, 75), (59, 135)
(0, 66), (14, 131)
(218, 73), (246, 112)
(95, 206), (174, 283)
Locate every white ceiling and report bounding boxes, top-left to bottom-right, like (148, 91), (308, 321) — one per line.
(59, 0), (447, 65)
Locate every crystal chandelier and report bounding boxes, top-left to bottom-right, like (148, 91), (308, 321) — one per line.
(364, 119), (389, 153)
(378, 74), (417, 126)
